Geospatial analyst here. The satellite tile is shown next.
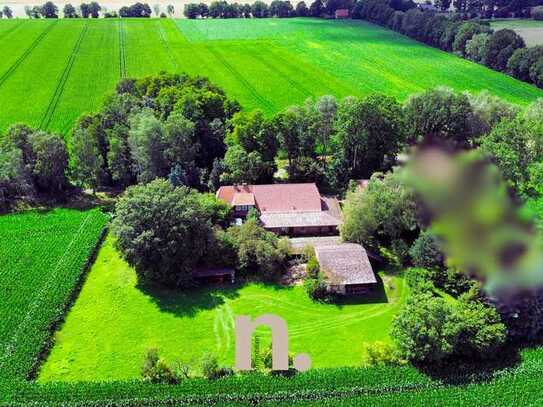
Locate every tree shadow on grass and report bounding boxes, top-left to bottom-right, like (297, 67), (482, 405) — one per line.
(137, 281), (243, 318)
(414, 345), (522, 385)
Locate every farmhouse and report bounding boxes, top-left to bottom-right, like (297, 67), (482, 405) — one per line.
(216, 183), (342, 236)
(335, 8), (349, 18)
(315, 243), (377, 295)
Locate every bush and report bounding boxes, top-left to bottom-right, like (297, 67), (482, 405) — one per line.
(465, 33), (490, 63)
(201, 354), (233, 380)
(361, 341), (406, 367)
(306, 254), (320, 277)
(141, 349), (178, 384)
(409, 230), (445, 270)
(304, 269), (329, 301)
(533, 6), (543, 20)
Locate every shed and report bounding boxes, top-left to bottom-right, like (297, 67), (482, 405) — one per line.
(315, 243), (377, 295)
(193, 267), (235, 284)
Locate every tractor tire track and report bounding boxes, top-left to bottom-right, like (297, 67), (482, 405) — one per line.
(205, 44), (275, 113)
(0, 20), (26, 42)
(0, 20), (58, 89)
(118, 19), (126, 78)
(156, 20), (178, 72)
(247, 43), (316, 99)
(40, 22), (88, 130)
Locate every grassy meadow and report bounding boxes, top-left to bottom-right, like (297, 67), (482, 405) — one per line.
(38, 235), (407, 381)
(0, 18), (542, 136)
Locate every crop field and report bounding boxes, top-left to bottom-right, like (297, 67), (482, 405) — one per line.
(488, 19), (543, 46)
(0, 208), (108, 381)
(38, 235), (407, 381)
(0, 18), (542, 136)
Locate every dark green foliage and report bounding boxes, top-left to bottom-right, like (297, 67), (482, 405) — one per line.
(40, 1), (58, 18)
(507, 46), (543, 83)
(341, 171), (418, 252)
(334, 93), (406, 180)
(392, 290), (507, 364)
(0, 124), (69, 205)
(452, 22), (492, 56)
(409, 230), (445, 270)
(405, 87), (474, 148)
(71, 73), (239, 190)
(112, 179), (224, 287)
(484, 29), (525, 72)
(224, 218), (290, 280)
(119, 2), (152, 17)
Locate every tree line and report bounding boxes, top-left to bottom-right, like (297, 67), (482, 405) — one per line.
(355, 0), (543, 89)
(23, 2), (175, 18)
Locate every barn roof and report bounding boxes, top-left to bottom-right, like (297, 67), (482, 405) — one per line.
(260, 211), (342, 229)
(217, 183), (322, 213)
(315, 243), (377, 285)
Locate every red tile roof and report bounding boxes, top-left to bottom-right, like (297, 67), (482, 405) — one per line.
(217, 183), (322, 213)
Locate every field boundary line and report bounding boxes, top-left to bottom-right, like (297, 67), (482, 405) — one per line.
(205, 44), (275, 113)
(0, 20), (58, 89)
(40, 22), (89, 130)
(119, 19), (126, 78)
(0, 212), (94, 371)
(156, 20), (178, 72)
(0, 20), (26, 42)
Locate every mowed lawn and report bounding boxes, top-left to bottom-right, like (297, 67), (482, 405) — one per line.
(488, 19), (543, 46)
(38, 235), (407, 381)
(0, 18), (542, 136)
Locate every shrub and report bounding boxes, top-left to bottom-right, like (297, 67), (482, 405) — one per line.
(141, 349), (178, 384)
(361, 341), (407, 367)
(465, 33), (490, 63)
(409, 230), (445, 270)
(304, 269), (329, 300)
(201, 354), (233, 380)
(530, 57), (543, 88)
(306, 254), (320, 277)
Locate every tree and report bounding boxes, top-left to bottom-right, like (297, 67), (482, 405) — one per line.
(40, 1), (59, 18)
(409, 230), (445, 270)
(70, 126), (104, 192)
(507, 46), (543, 83)
(220, 145), (274, 184)
(199, 2), (210, 17)
(295, 0), (309, 15)
(341, 171), (418, 252)
(404, 87), (474, 148)
(465, 32), (490, 63)
(452, 22), (492, 57)
(227, 110), (278, 163)
(167, 4), (174, 15)
(3, 6), (13, 18)
(480, 115), (543, 195)
(153, 3), (160, 16)
(184, 3), (201, 18)
(532, 5), (543, 20)
(467, 90), (519, 138)
(63, 3), (78, 17)
(0, 147), (28, 210)
(112, 179), (217, 287)
(251, 0), (269, 16)
(334, 93), (406, 179)
(128, 110), (169, 183)
(88, 1), (101, 17)
(224, 218), (290, 280)
(530, 57), (543, 88)
(28, 132), (69, 193)
(484, 29), (525, 72)
(309, 0), (324, 16)
(80, 3), (90, 17)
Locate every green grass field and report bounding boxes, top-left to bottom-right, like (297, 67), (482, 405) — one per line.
(38, 235), (407, 381)
(488, 19), (543, 46)
(0, 18), (542, 136)
(0, 208), (108, 381)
